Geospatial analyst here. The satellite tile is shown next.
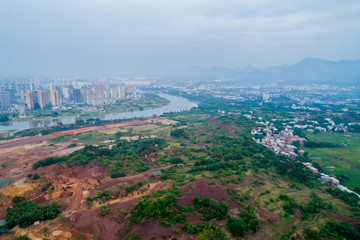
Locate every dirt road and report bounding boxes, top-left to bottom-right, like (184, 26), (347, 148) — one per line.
(0, 117), (176, 149)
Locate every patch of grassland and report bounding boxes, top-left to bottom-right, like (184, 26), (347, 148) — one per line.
(50, 135), (71, 143)
(74, 131), (115, 145)
(301, 132), (360, 189)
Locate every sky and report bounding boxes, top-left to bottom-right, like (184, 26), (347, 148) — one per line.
(1, 0), (360, 77)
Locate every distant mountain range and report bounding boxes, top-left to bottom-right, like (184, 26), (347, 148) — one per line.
(165, 58), (360, 86)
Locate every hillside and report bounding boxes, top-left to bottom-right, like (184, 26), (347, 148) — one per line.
(1, 96), (359, 240)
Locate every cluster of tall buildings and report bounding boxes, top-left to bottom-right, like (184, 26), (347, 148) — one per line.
(25, 90), (52, 110)
(23, 83), (136, 110)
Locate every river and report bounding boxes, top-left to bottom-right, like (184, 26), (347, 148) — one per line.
(0, 93), (197, 132)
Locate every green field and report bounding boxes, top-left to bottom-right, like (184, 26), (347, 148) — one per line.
(74, 131), (116, 145)
(301, 132), (360, 189)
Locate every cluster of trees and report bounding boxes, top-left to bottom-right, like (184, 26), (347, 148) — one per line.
(170, 129), (189, 139)
(130, 190), (184, 226)
(300, 194), (332, 220)
(125, 181), (143, 195)
(169, 157), (185, 164)
(4, 197), (60, 229)
(183, 223), (226, 240)
(193, 197), (229, 220)
(227, 206), (260, 237)
(326, 188), (359, 207)
(33, 138), (167, 178)
(305, 221), (360, 240)
(33, 156), (66, 170)
(0, 114), (10, 122)
(275, 155), (317, 186)
(279, 194), (296, 215)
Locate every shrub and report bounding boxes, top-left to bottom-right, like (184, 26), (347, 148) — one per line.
(193, 197), (229, 220)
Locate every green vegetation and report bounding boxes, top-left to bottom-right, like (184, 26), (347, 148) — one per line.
(16, 237), (31, 240)
(279, 194), (296, 215)
(5, 197), (60, 229)
(227, 206), (260, 237)
(98, 205), (113, 216)
(300, 194), (332, 220)
(170, 129), (189, 139)
(41, 182), (52, 192)
(130, 189), (184, 226)
(326, 187), (359, 206)
(0, 114), (10, 122)
(301, 132), (360, 189)
(13, 92), (360, 239)
(193, 197), (229, 220)
(304, 141), (340, 148)
(34, 138), (167, 178)
(125, 182), (143, 195)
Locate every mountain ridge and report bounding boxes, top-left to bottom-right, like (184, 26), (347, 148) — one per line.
(165, 58), (360, 85)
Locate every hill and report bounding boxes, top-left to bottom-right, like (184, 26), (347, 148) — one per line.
(165, 58), (360, 86)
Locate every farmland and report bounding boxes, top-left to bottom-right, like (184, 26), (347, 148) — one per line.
(301, 132), (360, 189)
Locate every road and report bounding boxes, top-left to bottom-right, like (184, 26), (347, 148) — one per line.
(0, 117), (175, 149)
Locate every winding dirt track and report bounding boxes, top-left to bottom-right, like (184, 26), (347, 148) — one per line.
(0, 117), (175, 149)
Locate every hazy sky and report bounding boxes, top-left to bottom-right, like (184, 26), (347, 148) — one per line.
(1, 0), (360, 76)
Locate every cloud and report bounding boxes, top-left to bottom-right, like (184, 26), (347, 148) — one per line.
(0, 0), (359, 76)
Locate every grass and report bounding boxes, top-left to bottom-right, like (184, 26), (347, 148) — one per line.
(74, 131), (115, 145)
(50, 135), (71, 143)
(301, 132), (360, 189)
(124, 124), (172, 137)
(0, 178), (13, 187)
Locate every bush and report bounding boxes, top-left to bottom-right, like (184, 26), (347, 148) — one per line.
(169, 157), (185, 164)
(32, 173), (40, 180)
(279, 194), (296, 215)
(170, 129), (188, 139)
(33, 157), (66, 170)
(110, 172), (126, 178)
(41, 183), (52, 192)
(227, 217), (247, 237)
(12, 196), (25, 204)
(130, 190), (182, 225)
(193, 197), (229, 220)
(98, 206), (113, 216)
(198, 228), (225, 240)
(125, 182), (143, 195)
(326, 188), (359, 207)
(319, 221), (360, 240)
(227, 206), (260, 237)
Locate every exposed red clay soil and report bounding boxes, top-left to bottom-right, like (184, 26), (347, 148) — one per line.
(71, 182), (173, 240)
(36, 161), (108, 180)
(177, 179), (240, 208)
(0, 117), (177, 149)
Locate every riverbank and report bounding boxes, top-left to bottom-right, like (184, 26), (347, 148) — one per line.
(2, 93), (169, 123)
(0, 93), (197, 137)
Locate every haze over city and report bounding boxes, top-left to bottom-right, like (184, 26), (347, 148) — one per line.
(1, 0), (360, 77)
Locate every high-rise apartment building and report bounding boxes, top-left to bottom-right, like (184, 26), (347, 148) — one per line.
(50, 90), (60, 106)
(37, 90), (49, 109)
(73, 89), (82, 103)
(0, 91), (11, 106)
(25, 90), (37, 109)
(125, 85), (136, 96)
(118, 86), (126, 99)
(110, 87), (118, 99)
